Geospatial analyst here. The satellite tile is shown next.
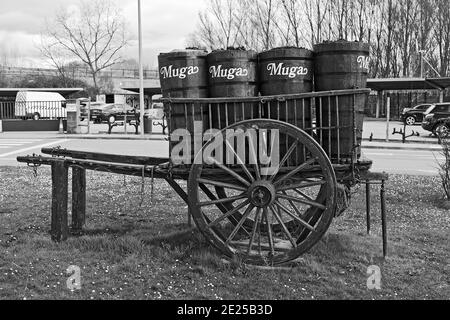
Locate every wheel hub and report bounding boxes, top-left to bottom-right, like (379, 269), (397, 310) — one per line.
(248, 181), (276, 208)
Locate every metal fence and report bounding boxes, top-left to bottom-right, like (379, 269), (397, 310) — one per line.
(0, 100), (70, 120)
(0, 66), (159, 80)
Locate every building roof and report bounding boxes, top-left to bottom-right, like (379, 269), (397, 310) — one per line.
(121, 87), (162, 96)
(367, 77), (450, 91)
(0, 88), (84, 98)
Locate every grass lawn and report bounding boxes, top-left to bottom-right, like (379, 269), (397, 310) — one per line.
(0, 166), (448, 300)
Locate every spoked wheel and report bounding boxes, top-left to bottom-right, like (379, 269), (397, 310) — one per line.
(188, 119), (337, 266)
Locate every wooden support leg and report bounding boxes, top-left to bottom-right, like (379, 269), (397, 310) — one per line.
(365, 181), (371, 235)
(380, 180), (388, 258)
(51, 160), (69, 242)
(164, 177), (191, 227)
(71, 167), (86, 235)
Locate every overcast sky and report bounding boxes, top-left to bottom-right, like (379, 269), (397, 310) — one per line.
(0, 0), (206, 69)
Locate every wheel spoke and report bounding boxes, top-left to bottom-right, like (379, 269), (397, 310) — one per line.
(263, 207), (275, 256)
(225, 140), (255, 183)
(207, 157), (251, 187)
(275, 200), (316, 232)
(199, 193), (247, 207)
(197, 178), (247, 192)
(226, 204), (255, 244)
(247, 208), (262, 255)
(281, 190), (307, 218)
(269, 140), (299, 180)
(277, 180), (326, 192)
(277, 193), (326, 210)
(199, 184), (249, 236)
(293, 188), (314, 202)
(273, 158), (317, 186)
(207, 200), (250, 228)
(247, 133), (261, 180)
(270, 206), (297, 248)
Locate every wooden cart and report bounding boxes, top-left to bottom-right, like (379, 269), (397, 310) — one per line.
(17, 89), (388, 266)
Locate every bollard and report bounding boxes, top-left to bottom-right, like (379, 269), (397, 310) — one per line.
(58, 118), (64, 134)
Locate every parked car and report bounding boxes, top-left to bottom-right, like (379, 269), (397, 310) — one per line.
(94, 104), (137, 124)
(401, 104), (432, 125)
(88, 102), (115, 123)
(421, 103), (450, 136)
(14, 91), (67, 120)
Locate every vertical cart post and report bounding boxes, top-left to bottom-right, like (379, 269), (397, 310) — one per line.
(51, 160), (69, 242)
(71, 166), (86, 235)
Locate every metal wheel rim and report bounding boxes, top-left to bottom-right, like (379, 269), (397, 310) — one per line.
(406, 116), (415, 125)
(188, 119), (337, 266)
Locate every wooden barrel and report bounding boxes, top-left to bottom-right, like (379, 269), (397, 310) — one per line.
(313, 40), (370, 161)
(259, 47), (314, 165)
(158, 49), (209, 164)
(259, 47), (314, 96)
(158, 49), (209, 98)
(207, 49), (258, 130)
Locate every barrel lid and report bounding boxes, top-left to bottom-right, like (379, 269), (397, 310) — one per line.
(313, 40), (369, 53)
(259, 47), (314, 59)
(208, 48), (258, 60)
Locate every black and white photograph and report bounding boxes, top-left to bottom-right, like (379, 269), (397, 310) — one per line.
(0, 0), (448, 304)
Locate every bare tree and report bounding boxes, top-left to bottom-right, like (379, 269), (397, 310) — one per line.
(304, 0), (331, 46)
(41, 0), (128, 93)
(434, 0), (450, 76)
(249, 0), (278, 50)
(39, 39), (72, 86)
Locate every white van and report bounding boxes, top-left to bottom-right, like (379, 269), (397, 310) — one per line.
(14, 91), (67, 120)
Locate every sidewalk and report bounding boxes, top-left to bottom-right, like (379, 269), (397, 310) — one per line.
(361, 140), (442, 151)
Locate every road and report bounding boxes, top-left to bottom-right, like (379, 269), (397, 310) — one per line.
(0, 135), (444, 176)
(0, 135), (169, 167)
(362, 149), (443, 176)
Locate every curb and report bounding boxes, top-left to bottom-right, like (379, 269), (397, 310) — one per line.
(362, 145), (442, 151)
(62, 134), (168, 141)
(362, 138), (439, 145)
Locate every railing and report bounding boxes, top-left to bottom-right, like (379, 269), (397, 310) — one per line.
(0, 100), (73, 120)
(161, 89), (370, 165)
(0, 66), (159, 80)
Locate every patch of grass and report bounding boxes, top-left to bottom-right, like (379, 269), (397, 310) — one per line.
(0, 167), (448, 300)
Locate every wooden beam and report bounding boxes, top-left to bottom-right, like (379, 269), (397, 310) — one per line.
(71, 167), (86, 235)
(51, 160), (69, 242)
(41, 148), (168, 166)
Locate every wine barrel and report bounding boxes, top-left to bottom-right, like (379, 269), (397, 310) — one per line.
(207, 49), (258, 130)
(158, 49), (209, 164)
(313, 40), (370, 161)
(259, 47), (314, 96)
(259, 47), (314, 165)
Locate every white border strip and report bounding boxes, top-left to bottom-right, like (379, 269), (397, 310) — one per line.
(0, 139), (67, 158)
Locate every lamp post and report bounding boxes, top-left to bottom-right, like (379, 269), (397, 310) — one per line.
(138, 0), (145, 136)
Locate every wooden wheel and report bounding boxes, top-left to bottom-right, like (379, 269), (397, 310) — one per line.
(188, 119), (337, 266)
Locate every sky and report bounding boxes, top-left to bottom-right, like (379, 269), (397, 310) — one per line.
(0, 0), (207, 69)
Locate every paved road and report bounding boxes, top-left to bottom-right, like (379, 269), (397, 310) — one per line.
(0, 136), (169, 166)
(0, 135), (444, 176)
(362, 149), (443, 176)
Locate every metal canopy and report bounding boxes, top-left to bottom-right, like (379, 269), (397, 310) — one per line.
(367, 77), (450, 91)
(122, 87), (162, 96)
(0, 88), (84, 98)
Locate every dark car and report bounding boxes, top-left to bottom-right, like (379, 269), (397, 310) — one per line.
(86, 102), (114, 123)
(98, 104), (137, 124)
(401, 104), (432, 125)
(421, 103), (450, 136)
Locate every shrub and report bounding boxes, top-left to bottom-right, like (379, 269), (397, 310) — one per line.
(437, 137), (450, 200)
